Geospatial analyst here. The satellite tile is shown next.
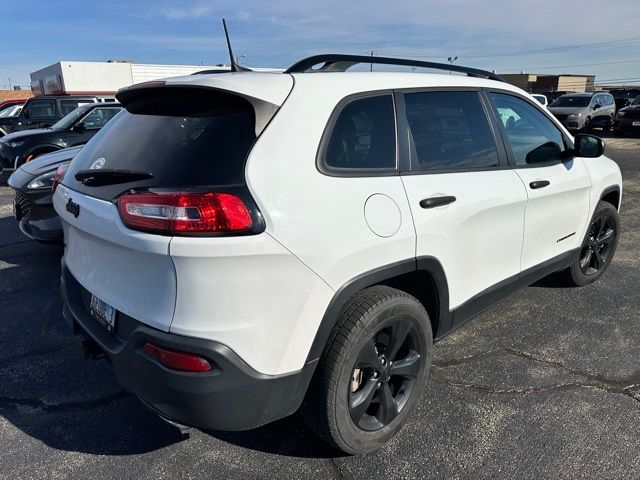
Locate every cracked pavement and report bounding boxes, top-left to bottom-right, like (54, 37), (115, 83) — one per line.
(1, 134), (639, 479)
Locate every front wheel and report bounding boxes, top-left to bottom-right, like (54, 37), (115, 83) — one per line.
(561, 201), (620, 287)
(301, 286), (433, 454)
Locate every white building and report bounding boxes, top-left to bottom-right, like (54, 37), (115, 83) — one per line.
(30, 61), (227, 96)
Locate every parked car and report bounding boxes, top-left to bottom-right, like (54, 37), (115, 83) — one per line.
(531, 94), (548, 107)
(0, 104), (23, 119)
(0, 95), (114, 135)
(7, 146), (79, 242)
(610, 88), (640, 112)
(548, 92), (615, 131)
(0, 98), (27, 113)
(613, 95), (640, 136)
(0, 99), (27, 135)
(52, 54), (621, 454)
(0, 103), (121, 169)
(540, 91), (573, 105)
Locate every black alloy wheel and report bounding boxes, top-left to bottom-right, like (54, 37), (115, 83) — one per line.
(301, 285), (432, 454)
(560, 200), (619, 287)
(349, 319), (422, 431)
(580, 215), (616, 276)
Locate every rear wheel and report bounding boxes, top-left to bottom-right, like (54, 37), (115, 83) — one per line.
(561, 201), (619, 287)
(302, 286), (432, 454)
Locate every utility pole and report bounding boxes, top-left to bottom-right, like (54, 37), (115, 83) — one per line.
(370, 51), (374, 72)
(447, 56), (458, 74)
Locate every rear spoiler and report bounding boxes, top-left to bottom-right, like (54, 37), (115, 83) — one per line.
(116, 82), (279, 137)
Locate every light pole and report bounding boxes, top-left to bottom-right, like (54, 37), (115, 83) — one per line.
(447, 56), (458, 74)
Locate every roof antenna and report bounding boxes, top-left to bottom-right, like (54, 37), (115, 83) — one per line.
(222, 18), (250, 72)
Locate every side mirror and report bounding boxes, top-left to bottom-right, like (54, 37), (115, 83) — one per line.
(23, 109), (31, 119)
(593, 103), (601, 110)
(574, 134), (604, 158)
(72, 123), (86, 133)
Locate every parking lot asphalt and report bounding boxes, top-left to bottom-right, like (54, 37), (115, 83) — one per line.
(1, 134), (639, 480)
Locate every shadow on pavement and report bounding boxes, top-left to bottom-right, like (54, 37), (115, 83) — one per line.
(205, 414), (345, 459)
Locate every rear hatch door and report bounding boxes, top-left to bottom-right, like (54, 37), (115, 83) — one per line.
(55, 76), (291, 331)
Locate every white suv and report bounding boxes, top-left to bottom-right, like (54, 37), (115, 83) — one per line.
(53, 55), (622, 454)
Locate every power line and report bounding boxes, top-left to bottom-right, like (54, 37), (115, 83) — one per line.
(0, 66), (31, 73)
(375, 35), (640, 59)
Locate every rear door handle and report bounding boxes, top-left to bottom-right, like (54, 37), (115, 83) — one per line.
(529, 180), (550, 189)
(420, 196), (457, 209)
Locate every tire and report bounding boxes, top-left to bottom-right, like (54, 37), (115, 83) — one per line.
(301, 285), (433, 454)
(560, 201), (620, 287)
(582, 117), (592, 132)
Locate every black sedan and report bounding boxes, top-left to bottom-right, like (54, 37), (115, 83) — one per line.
(7, 146), (81, 242)
(0, 102), (121, 170)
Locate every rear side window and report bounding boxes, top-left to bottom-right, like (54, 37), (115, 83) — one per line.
(490, 92), (566, 166)
(26, 100), (55, 118)
(63, 88), (257, 200)
(323, 95), (396, 171)
(404, 91), (499, 171)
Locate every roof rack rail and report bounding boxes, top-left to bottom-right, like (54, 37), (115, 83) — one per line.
(285, 54), (504, 82)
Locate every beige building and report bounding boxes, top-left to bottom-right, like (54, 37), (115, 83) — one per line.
(500, 73), (596, 93)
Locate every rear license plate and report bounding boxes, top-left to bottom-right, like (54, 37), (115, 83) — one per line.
(90, 294), (116, 332)
(633, 121), (640, 127)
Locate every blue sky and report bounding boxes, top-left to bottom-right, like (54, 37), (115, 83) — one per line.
(2, 0), (640, 89)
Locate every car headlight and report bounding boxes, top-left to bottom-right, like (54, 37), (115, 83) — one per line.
(618, 111), (626, 117)
(7, 141), (25, 148)
(27, 170), (57, 190)
(569, 113), (582, 118)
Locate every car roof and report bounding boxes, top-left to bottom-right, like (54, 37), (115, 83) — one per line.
(148, 70), (523, 107)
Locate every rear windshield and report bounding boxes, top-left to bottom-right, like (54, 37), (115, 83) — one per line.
(63, 88), (256, 200)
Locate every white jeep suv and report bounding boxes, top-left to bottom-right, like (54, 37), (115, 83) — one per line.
(53, 55), (622, 454)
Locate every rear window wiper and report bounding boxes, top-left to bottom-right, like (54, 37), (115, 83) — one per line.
(75, 169), (153, 186)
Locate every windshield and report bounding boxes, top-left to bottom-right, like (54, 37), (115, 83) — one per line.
(551, 96), (591, 107)
(632, 96), (640, 106)
(0, 105), (20, 118)
(50, 106), (89, 130)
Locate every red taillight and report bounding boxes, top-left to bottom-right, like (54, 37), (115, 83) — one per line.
(118, 192), (253, 234)
(143, 342), (213, 372)
(52, 164), (67, 193)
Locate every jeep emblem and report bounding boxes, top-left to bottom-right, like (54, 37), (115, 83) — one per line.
(90, 158), (106, 170)
(66, 198), (80, 218)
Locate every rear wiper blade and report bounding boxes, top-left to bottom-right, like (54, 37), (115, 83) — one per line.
(75, 169), (153, 186)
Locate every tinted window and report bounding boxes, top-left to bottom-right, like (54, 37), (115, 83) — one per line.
(61, 99), (94, 116)
(27, 100), (55, 118)
(490, 92), (566, 166)
(404, 91), (499, 171)
(80, 107), (122, 129)
(324, 95), (395, 170)
(64, 89), (257, 201)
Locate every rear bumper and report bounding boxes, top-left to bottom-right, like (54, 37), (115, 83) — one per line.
(60, 263), (316, 431)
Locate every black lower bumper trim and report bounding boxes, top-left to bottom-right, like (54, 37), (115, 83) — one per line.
(61, 263), (316, 431)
